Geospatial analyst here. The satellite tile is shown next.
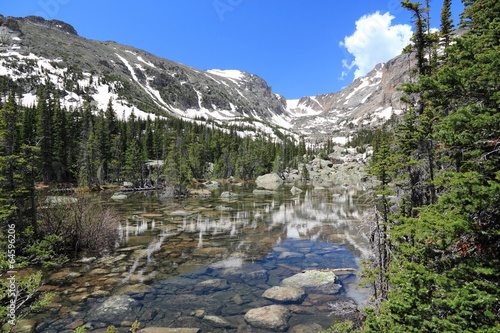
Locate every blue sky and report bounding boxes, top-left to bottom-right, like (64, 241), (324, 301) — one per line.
(2, 1), (464, 99)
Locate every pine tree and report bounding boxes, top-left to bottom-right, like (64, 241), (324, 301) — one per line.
(0, 94), (38, 231)
(52, 96), (68, 181)
(401, 0), (431, 76)
(36, 84), (54, 183)
(440, 0), (454, 47)
(144, 115), (154, 160)
(0, 94), (22, 223)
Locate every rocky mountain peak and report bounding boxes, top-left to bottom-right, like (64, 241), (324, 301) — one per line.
(23, 16), (78, 35)
(286, 52), (415, 143)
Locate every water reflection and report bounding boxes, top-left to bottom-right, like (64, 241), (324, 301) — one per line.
(34, 184), (371, 332)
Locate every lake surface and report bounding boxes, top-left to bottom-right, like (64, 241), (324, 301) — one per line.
(31, 183), (372, 332)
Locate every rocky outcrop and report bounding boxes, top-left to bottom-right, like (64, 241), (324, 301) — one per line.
(288, 145), (373, 188)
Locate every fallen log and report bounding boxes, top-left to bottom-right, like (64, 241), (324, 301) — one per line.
(302, 268), (356, 274)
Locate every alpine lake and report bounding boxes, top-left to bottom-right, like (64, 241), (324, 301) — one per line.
(28, 182), (372, 333)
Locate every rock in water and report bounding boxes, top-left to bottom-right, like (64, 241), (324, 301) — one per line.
(244, 305), (291, 331)
(255, 173), (283, 190)
(280, 270), (342, 295)
(262, 286), (306, 303)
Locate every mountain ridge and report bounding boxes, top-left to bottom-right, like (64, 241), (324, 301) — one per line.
(0, 14), (411, 143)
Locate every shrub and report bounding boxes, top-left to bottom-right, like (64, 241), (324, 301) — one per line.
(37, 195), (121, 256)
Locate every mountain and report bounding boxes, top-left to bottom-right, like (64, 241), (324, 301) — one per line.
(0, 16), (291, 135)
(286, 52), (414, 143)
(0, 15), (412, 142)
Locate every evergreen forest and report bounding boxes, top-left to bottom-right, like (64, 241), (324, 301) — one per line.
(360, 0), (500, 332)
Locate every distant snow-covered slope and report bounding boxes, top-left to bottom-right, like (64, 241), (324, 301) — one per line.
(0, 15), (414, 144)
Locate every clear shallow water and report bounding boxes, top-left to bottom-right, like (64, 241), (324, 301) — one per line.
(32, 184), (371, 332)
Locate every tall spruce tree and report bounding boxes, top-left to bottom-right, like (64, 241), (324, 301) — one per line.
(440, 0), (454, 47)
(36, 84), (54, 183)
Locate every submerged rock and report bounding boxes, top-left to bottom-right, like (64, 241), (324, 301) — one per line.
(244, 304), (291, 331)
(203, 315), (236, 328)
(262, 286), (306, 303)
(193, 279), (229, 294)
(86, 295), (139, 322)
(289, 323), (325, 333)
(138, 329), (200, 333)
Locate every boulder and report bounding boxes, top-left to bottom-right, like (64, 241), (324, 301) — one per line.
(262, 286), (306, 303)
(244, 305), (291, 331)
(215, 205), (233, 211)
(11, 319), (37, 333)
(255, 173), (283, 190)
(280, 270), (342, 295)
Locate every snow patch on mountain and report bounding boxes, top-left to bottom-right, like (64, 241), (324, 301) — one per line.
(206, 69), (245, 81)
(286, 99), (323, 117)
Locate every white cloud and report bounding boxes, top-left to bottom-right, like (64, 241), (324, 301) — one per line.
(340, 12), (413, 79)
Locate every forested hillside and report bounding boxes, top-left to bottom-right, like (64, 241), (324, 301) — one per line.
(0, 77), (305, 187)
(360, 0), (500, 331)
